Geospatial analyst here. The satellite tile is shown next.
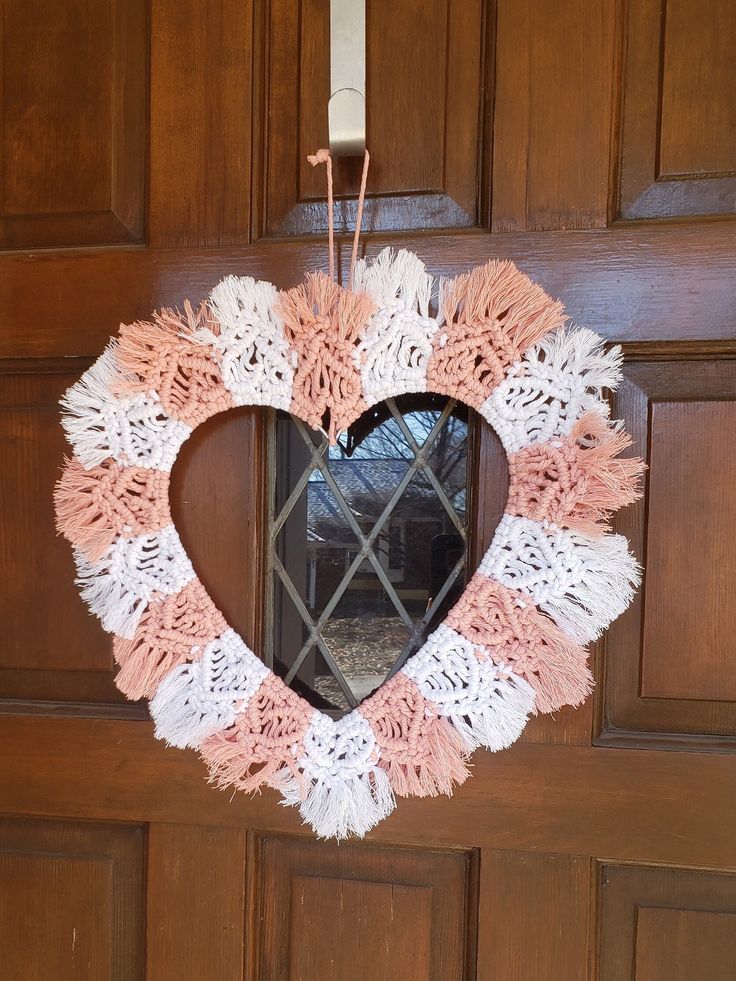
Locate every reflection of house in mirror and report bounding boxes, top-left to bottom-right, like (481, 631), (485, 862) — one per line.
(306, 407), (468, 622)
(270, 396), (471, 711)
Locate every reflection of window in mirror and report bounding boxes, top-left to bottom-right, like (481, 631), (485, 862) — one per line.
(265, 395), (472, 716)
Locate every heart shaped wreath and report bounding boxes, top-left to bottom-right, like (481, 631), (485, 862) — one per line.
(54, 244), (643, 838)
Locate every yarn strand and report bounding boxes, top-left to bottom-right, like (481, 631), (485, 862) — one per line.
(307, 147), (371, 287)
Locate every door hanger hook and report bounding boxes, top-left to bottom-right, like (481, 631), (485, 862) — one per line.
(328, 0), (366, 156)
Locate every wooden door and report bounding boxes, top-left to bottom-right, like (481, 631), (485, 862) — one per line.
(1, 1), (735, 978)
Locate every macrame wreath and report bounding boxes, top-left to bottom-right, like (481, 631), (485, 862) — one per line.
(55, 246), (643, 838)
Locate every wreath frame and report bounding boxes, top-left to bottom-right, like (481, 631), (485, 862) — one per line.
(55, 247), (643, 838)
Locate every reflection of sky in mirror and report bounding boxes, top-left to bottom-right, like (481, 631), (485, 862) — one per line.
(310, 411), (440, 479)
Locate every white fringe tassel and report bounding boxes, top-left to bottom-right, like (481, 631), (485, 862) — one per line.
(60, 344), (123, 469)
(353, 248), (440, 407)
(74, 525), (195, 640)
(199, 275), (295, 410)
(280, 767), (396, 841)
(353, 247), (434, 316)
(403, 625), (535, 752)
(538, 530), (641, 642)
(150, 630), (269, 749)
(480, 514), (641, 643)
(278, 713), (397, 839)
(482, 326), (624, 454)
(60, 342), (191, 471)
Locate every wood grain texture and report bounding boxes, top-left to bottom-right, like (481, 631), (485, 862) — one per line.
(617, 0), (736, 219)
(258, 0), (484, 237)
(0, 817), (145, 981)
(146, 824), (246, 981)
(478, 851), (591, 981)
(659, 0), (736, 180)
(149, 0), (253, 247)
(171, 408), (267, 651)
(599, 863), (736, 981)
(491, 0), (616, 231)
(641, 401), (736, 701)
(0, 366), (134, 713)
(2, 715), (736, 869)
(634, 908), (736, 981)
(0, 0), (147, 248)
(1, 220), (734, 359)
(602, 359), (736, 746)
(254, 835), (475, 981)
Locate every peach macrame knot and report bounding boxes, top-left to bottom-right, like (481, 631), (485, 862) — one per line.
(307, 148), (331, 167)
(115, 301), (234, 427)
(445, 576), (593, 713)
(200, 675), (313, 795)
(507, 411), (645, 536)
(361, 673), (470, 796)
(427, 260), (567, 409)
(113, 579), (227, 700)
(276, 272), (376, 442)
(55, 457), (171, 562)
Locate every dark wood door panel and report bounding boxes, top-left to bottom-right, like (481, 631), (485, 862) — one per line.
(0, 365), (138, 716)
(257, 0), (486, 237)
(149, 0), (254, 248)
(599, 863), (736, 981)
(0, 0), (147, 250)
(617, 0), (736, 220)
(479, 850), (591, 981)
(146, 824), (247, 980)
(601, 359), (736, 747)
(0, 816), (145, 981)
(254, 834), (476, 981)
(492, 0), (616, 232)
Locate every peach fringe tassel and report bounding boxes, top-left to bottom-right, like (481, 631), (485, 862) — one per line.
(55, 457), (172, 562)
(200, 675), (313, 794)
(446, 576), (593, 714)
(116, 301), (234, 427)
(428, 259), (567, 409)
(361, 673), (471, 796)
(507, 411), (645, 536)
(276, 272), (375, 442)
(113, 579), (227, 700)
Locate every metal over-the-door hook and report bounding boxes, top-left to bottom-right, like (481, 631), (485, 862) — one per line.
(328, 0), (366, 156)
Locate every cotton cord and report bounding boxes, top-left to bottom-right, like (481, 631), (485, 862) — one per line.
(307, 147), (371, 287)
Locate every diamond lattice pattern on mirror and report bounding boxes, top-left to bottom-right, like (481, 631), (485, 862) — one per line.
(267, 396), (469, 714)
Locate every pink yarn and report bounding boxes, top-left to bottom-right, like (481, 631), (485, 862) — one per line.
(445, 575), (593, 713)
(113, 579), (227, 700)
(360, 673), (471, 796)
(55, 457), (171, 562)
(507, 411), (645, 536)
(276, 273), (375, 442)
(116, 301), (234, 427)
(200, 675), (314, 794)
(427, 260), (567, 409)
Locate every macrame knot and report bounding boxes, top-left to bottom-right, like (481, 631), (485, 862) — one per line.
(276, 272), (375, 442)
(307, 148), (331, 167)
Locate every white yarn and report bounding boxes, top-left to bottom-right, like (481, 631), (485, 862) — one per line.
(353, 248), (433, 315)
(279, 712), (396, 839)
(200, 275), (295, 410)
(150, 629), (270, 749)
(479, 514), (640, 643)
(482, 327), (623, 453)
(403, 624), (535, 751)
(353, 248), (440, 406)
(61, 344), (191, 471)
(74, 525), (195, 639)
